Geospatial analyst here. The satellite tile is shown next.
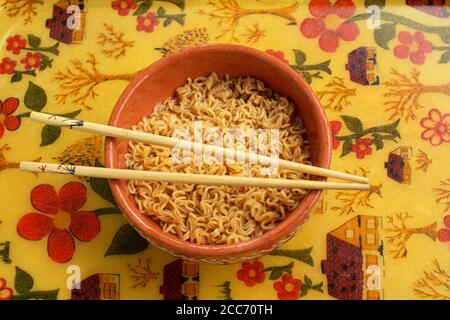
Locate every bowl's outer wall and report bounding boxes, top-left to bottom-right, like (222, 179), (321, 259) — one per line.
(105, 44), (331, 262)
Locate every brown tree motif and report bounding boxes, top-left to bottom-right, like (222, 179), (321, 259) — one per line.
(198, 0), (298, 42)
(332, 184), (382, 215)
(126, 258), (158, 289)
(385, 212), (437, 259)
(1, 0), (43, 24)
(384, 68), (450, 122)
(314, 190), (328, 214)
(52, 53), (137, 109)
(315, 77), (356, 111)
(0, 144), (42, 174)
(433, 178), (450, 213)
(415, 149), (432, 173)
(97, 23), (135, 59)
(0, 145), (16, 172)
(242, 23), (266, 44)
(331, 168), (382, 215)
(413, 259), (450, 300)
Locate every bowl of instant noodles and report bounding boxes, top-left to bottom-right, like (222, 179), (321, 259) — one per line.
(105, 44), (331, 263)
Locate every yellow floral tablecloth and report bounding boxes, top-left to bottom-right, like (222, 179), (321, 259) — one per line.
(0, 0), (449, 300)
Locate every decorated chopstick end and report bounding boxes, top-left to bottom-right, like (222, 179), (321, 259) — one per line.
(30, 112), (85, 129)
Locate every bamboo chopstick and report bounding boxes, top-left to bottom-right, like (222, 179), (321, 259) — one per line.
(20, 162), (369, 190)
(29, 111), (369, 184)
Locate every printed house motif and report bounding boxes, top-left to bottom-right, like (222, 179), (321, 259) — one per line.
(71, 273), (119, 300)
(160, 259), (199, 300)
(384, 146), (412, 184)
(46, 0), (86, 44)
(406, 0), (449, 18)
(321, 215), (384, 300)
(345, 47), (379, 85)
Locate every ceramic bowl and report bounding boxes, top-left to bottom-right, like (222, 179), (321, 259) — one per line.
(105, 44), (331, 264)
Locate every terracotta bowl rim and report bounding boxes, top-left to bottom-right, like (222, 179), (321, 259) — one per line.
(105, 44), (332, 258)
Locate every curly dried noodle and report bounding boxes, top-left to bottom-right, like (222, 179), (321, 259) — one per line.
(125, 73), (310, 245)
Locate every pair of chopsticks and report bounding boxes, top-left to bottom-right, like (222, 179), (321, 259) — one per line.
(20, 112), (370, 190)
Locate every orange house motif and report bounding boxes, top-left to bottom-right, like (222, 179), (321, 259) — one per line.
(322, 215), (384, 300)
(385, 146), (412, 184)
(160, 259), (199, 300)
(71, 273), (120, 300)
(345, 47), (380, 85)
(46, 0), (87, 44)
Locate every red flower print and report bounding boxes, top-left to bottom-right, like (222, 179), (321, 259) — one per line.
(330, 120), (342, 150)
(438, 215), (450, 243)
(17, 182), (100, 263)
(6, 35), (27, 55)
(394, 31), (432, 65)
(0, 278), (13, 300)
(112, 0), (137, 16)
(351, 138), (372, 159)
(20, 52), (42, 70)
(236, 261), (265, 287)
(265, 49), (289, 64)
(0, 97), (21, 139)
(136, 12), (159, 33)
(300, 0), (359, 52)
(420, 108), (450, 146)
(273, 274), (302, 300)
(0, 58), (17, 75)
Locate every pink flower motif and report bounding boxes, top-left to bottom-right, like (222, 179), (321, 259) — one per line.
(20, 52), (42, 70)
(420, 108), (450, 146)
(351, 138), (373, 159)
(273, 274), (302, 300)
(394, 31), (433, 65)
(112, 0), (137, 16)
(136, 12), (159, 33)
(6, 35), (27, 55)
(330, 120), (342, 150)
(236, 261), (266, 287)
(265, 49), (289, 64)
(300, 0), (359, 52)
